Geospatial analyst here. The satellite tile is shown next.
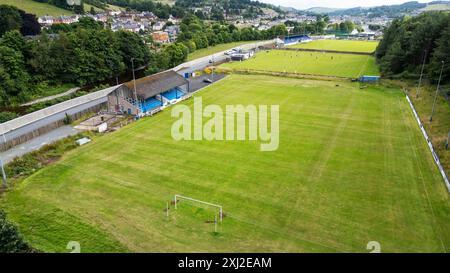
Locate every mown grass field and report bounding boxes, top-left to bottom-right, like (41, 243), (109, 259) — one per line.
(187, 41), (260, 61)
(1, 74), (449, 253)
(0, 0), (73, 16)
(288, 40), (379, 53)
(221, 50), (380, 78)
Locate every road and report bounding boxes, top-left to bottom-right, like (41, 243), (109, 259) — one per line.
(0, 126), (80, 163)
(174, 40), (276, 76)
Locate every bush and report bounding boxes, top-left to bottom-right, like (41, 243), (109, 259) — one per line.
(5, 133), (86, 179)
(5, 153), (41, 177)
(63, 113), (72, 125)
(0, 111), (18, 123)
(0, 210), (34, 253)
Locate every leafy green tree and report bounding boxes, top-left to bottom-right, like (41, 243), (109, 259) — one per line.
(18, 10), (41, 36)
(164, 43), (188, 67)
(429, 24), (450, 82)
(375, 12), (450, 80)
(0, 5), (22, 37)
(183, 40), (197, 53)
(0, 210), (34, 253)
(75, 17), (104, 30)
(379, 41), (405, 74)
(0, 45), (32, 104)
(66, 29), (124, 85)
(0, 30), (27, 52)
(116, 30), (150, 70)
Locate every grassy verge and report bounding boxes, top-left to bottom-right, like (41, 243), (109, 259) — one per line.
(406, 83), (450, 175)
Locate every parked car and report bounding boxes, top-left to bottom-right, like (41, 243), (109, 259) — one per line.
(203, 78), (213, 84)
(225, 48), (238, 55)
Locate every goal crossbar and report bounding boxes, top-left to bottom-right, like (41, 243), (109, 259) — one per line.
(174, 195), (223, 222)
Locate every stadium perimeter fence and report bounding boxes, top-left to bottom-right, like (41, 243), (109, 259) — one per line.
(276, 47), (375, 56)
(406, 94), (450, 192)
(217, 67), (354, 82)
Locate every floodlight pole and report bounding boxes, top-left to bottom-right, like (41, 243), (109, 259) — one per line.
(445, 131), (450, 150)
(1, 133), (6, 188)
(1, 158), (7, 188)
(131, 58), (139, 111)
(211, 54), (215, 82)
(430, 61), (445, 122)
(416, 50), (427, 98)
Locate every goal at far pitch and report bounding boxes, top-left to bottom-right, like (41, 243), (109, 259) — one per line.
(174, 195), (223, 222)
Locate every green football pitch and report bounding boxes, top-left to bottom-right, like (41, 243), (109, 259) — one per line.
(221, 50), (380, 78)
(288, 40), (379, 53)
(2, 75), (449, 253)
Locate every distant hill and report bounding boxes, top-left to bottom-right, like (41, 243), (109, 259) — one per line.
(329, 1), (427, 17)
(174, 0), (284, 18)
(326, 1), (450, 17)
(304, 7), (343, 14)
(420, 1), (450, 11)
(0, 0), (73, 16)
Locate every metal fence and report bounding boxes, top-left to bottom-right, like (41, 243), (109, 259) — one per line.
(406, 94), (450, 192)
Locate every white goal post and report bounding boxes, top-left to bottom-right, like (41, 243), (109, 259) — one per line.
(174, 195), (223, 222)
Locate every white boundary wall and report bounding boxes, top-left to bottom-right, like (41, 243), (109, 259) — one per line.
(406, 94), (450, 192)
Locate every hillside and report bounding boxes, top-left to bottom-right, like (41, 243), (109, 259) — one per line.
(305, 7), (342, 14)
(329, 1), (426, 17)
(421, 1), (450, 11)
(0, 0), (73, 16)
(174, 0), (284, 18)
(326, 1), (450, 17)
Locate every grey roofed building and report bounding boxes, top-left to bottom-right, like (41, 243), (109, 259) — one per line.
(123, 70), (189, 100)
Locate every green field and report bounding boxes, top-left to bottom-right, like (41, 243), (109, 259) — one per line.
(187, 41), (260, 61)
(288, 40), (379, 53)
(421, 3), (450, 11)
(0, 0), (73, 16)
(2, 74), (449, 252)
(221, 50), (379, 78)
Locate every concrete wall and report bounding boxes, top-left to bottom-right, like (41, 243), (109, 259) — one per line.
(0, 100), (107, 152)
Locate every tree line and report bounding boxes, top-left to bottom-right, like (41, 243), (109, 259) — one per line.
(0, 5), (41, 36)
(174, 14), (286, 51)
(376, 12), (450, 82)
(0, 9), (151, 106)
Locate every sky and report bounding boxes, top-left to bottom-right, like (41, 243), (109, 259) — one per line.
(259, 0), (435, 10)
